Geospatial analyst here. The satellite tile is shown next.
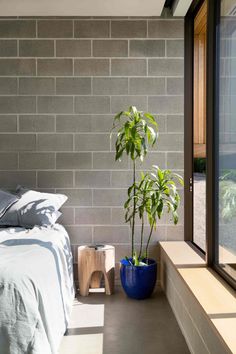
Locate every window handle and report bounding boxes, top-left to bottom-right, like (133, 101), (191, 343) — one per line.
(189, 177), (193, 192)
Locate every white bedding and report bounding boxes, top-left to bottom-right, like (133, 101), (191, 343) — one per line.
(0, 224), (74, 354)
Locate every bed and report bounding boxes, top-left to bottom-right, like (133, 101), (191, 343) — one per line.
(0, 223), (74, 354)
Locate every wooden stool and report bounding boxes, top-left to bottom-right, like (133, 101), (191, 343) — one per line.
(78, 245), (115, 296)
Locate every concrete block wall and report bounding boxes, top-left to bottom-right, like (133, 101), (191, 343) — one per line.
(0, 18), (184, 277)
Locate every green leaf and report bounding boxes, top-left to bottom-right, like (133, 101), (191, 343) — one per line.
(144, 113), (158, 127)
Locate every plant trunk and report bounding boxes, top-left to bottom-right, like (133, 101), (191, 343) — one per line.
(138, 215), (144, 260)
(145, 222), (154, 265)
(131, 159), (136, 258)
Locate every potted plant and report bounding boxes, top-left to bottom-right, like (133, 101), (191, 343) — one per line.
(112, 106), (183, 300)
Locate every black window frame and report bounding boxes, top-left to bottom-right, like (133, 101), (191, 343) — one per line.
(184, 0), (236, 290)
(184, 0), (207, 253)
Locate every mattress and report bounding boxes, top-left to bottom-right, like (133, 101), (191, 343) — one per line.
(0, 224), (74, 354)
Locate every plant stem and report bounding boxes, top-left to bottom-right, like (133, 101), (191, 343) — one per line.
(145, 222), (154, 264)
(139, 214), (144, 260)
(131, 159), (136, 258)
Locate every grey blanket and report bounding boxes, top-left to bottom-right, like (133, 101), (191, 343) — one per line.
(0, 224), (74, 354)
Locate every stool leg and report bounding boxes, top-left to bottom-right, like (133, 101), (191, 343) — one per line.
(79, 271), (91, 297)
(104, 268), (114, 295)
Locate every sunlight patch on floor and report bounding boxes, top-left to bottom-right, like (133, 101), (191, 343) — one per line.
(59, 333), (103, 354)
(68, 299), (104, 328)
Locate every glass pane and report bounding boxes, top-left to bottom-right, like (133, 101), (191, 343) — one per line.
(193, 0), (207, 251)
(218, 0), (236, 280)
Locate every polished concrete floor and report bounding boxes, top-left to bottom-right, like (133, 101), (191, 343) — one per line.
(60, 287), (190, 354)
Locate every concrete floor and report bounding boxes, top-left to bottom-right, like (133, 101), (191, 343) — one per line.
(60, 288), (190, 354)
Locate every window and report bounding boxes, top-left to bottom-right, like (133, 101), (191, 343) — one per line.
(185, 0), (236, 289)
(216, 0), (236, 285)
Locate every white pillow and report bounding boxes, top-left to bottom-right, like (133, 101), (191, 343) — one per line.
(0, 186), (67, 228)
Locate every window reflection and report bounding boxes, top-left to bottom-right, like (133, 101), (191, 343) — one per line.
(218, 0), (236, 280)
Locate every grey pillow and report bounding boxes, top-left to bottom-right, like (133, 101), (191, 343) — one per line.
(0, 190), (19, 219)
(0, 187), (67, 228)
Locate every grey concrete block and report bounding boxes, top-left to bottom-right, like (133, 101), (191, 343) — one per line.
(0, 20), (36, 38)
(56, 115), (91, 132)
(111, 20), (147, 38)
(0, 115), (17, 132)
(75, 171), (110, 188)
(136, 152), (166, 170)
(114, 244), (132, 262)
(167, 152), (184, 169)
(111, 96), (147, 113)
(0, 78), (17, 95)
(166, 40), (184, 57)
(37, 59), (73, 76)
(148, 59), (184, 76)
(58, 207), (75, 225)
(19, 152), (55, 169)
(37, 134), (73, 151)
(167, 78), (184, 95)
(0, 171), (36, 188)
(148, 96), (184, 114)
(93, 152), (128, 169)
(141, 225), (166, 243)
(74, 133), (110, 151)
(19, 40), (54, 57)
(19, 78), (55, 95)
(56, 78), (91, 95)
(111, 59), (146, 76)
(19, 115), (55, 132)
(93, 78), (128, 95)
(0, 152), (18, 170)
(56, 152), (92, 169)
(94, 225), (129, 243)
(37, 20), (73, 38)
(0, 59), (36, 76)
(56, 40), (91, 57)
(153, 133), (184, 151)
(155, 114), (166, 132)
(148, 20), (184, 38)
(166, 115), (184, 133)
(74, 59), (109, 76)
(93, 40), (128, 57)
(37, 171), (73, 188)
(129, 77), (165, 95)
(0, 96), (36, 113)
(111, 207), (126, 225)
(91, 114), (113, 132)
(37, 96), (73, 114)
(75, 207), (111, 225)
(130, 40), (165, 57)
(111, 171), (133, 187)
(65, 226), (92, 245)
(74, 20), (110, 38)
(74, 96), (110, 114)
(0, 40), (17, 57)
(0, 133), (36, 151)
(56, 188), (92, 206)
(93, 189), (127, 206)
(166, 225), (184, 241)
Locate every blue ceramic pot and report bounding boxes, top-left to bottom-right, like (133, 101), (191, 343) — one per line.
(120, 258), (157, 300)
